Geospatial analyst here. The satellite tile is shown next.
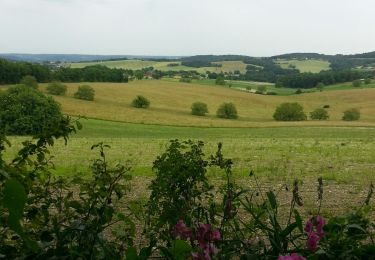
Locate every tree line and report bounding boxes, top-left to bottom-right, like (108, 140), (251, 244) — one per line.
(0, 58), (130, 84)
(276, 69), (374, 89)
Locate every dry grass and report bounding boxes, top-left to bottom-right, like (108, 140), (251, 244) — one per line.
(41, 81), (375, 127)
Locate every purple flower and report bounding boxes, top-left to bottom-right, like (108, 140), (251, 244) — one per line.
(315, 216), (325, 237)
(306, 232), (320, 252)
(304, 220), (313, 233)
(278, 253), (306, 260)
(173, 220), (192, 239)
(212, 229), (221, 241)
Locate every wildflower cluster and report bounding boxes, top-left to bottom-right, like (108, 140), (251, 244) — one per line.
(304, 216), (326, 252)
(174, 220), (221, 260)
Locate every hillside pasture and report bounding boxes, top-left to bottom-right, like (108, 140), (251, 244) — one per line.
(276, 59), (331, 73)
(70, 59), (248, 73)
(40, 80), (375, 127)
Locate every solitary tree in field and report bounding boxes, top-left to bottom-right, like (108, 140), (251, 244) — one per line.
(216, 102), (238, 119)
(352, 79), (362, 88)
(317, 82), (325, 92)
(215, 76), (226, 86)
(46, 81), (67, 96)
(191, 102), (208, 116)
(74, 85), (95, 101)
(20, 75), (38, 89)
(273, 102), (307, 121)
(132, 95), (150, 108)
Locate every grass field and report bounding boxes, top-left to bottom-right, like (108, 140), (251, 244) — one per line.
(4, 118), (375, 214)
(38, 80), (375, 127)
(70, 59), (248, 74)
(276, 59), (331, 73)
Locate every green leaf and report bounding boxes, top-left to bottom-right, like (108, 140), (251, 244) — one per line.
(294, 209), (303, 232)
(3, 179), (27, 233)
(162, 240), (192, 260)
(266, 191), (277, 210)
(125, 246), (138, 260)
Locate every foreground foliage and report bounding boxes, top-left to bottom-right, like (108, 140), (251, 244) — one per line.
(0, 121), (374, 259)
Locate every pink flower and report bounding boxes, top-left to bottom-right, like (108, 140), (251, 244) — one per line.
(278, 253), (306, 260)
(304, 220), (313, 233)
(306, 232), (320, 252)
(211, 229), (221, 241)
(315, 216), (325, 237)
(173, 220), (192, 239)
(192, 252), (200, 260)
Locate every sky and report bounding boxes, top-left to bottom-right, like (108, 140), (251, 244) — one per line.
(0, 0), (374, 56)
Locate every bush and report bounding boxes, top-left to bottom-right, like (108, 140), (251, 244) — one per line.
(317, 82), (325, 92)
(323, 104), (330, 109)
(257, 86), (267, 94)
(0, 85), (65, 135)
(266, 91), (277, 95)
(74, 85), (95, 101)
(215, 76), (226, 85)
(216, 102), (238, 119)
(295, 89), (303, 94)
(46, 81), (67, 95)
(191, 102), (208, 116)
(364, 78), (372, 84)
(342, 108), (360, 121)
(179, 77), (192, 83)
(310, 108), (329, 120)
(352, 79), (362, 87)
(273, 102), (307, 121)
(132, 95), (150, 108)
(20, 75), (38, 89)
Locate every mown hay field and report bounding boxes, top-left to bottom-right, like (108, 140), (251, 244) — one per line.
(39, 80), (375, 127)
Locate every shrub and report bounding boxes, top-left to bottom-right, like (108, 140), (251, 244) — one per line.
(215, 76), (225, 85)
(317, 82), (325, 92)
(323, 104), (330, 109)
(216, 102), (238, 119)
(352, 79), (362, 87)
(310, 108), (329, 120)
(257, 86), (267, 94)
(146, 140), (213, 238)
(74, 85), (95, 101)
(20, 75), (38, 89)
(364, 78), (372, 84)
(191, 102), (208, 116)
(273, 102), (307, 121)
(132, 95), (150, 108)
(46, 81), (67, 95)
(266, 91), (277, 95)
(0, 85), (65, 135)
(342, 108), (360, 121)
(179, 77), (192, 83)
(295, 89), (303, 94)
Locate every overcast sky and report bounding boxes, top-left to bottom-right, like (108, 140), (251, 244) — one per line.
(0, 0), (374, 56)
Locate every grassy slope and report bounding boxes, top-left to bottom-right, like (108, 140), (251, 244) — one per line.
(5, 119), (375, 187)
(40, 80), (375, 127)
(276, 59), (331, 73)
(70, 60), (248, 73)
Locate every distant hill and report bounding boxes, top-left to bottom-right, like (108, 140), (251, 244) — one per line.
(0, 53), (182, 63)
